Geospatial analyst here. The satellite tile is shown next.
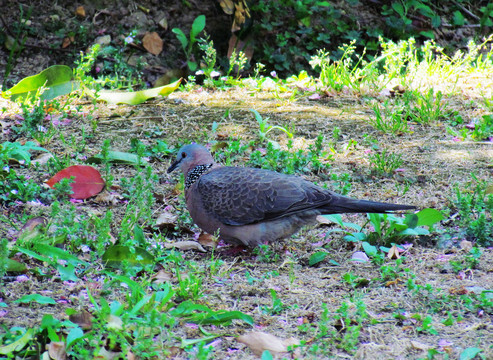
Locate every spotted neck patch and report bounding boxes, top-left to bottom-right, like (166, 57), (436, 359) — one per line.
(185, 163), (213, 189)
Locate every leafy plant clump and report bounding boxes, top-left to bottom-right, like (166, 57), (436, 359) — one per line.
(250, 1), (367, 76)
(449, 176), (493, 246)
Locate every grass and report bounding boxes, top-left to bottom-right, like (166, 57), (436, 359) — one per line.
(1, 35), (493, 359)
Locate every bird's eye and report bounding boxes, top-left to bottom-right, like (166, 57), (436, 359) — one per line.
(181, 152), (187, 158)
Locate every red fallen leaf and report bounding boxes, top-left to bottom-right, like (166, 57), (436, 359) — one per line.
(47, 165), (105, 199)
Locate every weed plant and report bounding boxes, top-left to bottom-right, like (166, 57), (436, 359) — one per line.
(370, 100), (410, 134)
(368, 149), (403, 176)
(451, 176), (493, 246)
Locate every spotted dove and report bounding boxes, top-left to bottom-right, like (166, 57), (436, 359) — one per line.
(167, 144), (416, 247)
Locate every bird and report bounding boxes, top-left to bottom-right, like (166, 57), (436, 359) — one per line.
(167, 144), (416, 247)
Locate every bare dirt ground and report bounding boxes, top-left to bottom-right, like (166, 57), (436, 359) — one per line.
(2, 88), (493, 358)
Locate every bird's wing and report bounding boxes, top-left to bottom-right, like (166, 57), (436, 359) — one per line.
(197, 167), (332, 225)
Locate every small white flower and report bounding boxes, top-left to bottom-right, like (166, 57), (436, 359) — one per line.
(124, 36), (134, 44)
(195, 70), (204, 75)
(11, 189), (18, 195)
(210, 70), (220, 78)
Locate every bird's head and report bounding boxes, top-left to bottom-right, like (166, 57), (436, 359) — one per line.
(167, 144), (214, 177)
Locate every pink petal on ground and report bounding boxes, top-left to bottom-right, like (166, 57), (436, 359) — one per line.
(351, 251), (369, 262)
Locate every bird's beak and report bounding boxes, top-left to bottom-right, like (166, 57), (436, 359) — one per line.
(167, 160), (180, 173)
(167, 159), (180, 173)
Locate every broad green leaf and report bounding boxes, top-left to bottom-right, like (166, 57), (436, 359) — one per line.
(404, 213), (418, 228)
(92, 78), (181, 105)
(41, 314), (60, 329)
(420, 30), (435, 39)
(103, 246), (155, 269)
(87, 150), (147, 165)
(1, 141), (49, 164)
(431, 15), (441, 28)
(0, 328), (34, 354)
(187, 60), (197, 72)
(171, 300), (254, 325)
(190, 15), (206, 42)
(198, 310), (254, 326)
(399, 227), (429, 236)
(262, 350), (274, 360)
(459, 347), (482, 360)
(66, 327), (84, 348)
(343, 232), (366, 242)
(15, 247), (51, 263)
(299, 16), (310, 27)
(362, 241), (378, 256)
(390, 223), (408, 233)
(56, 263), (79, 282)
(171, 28), (188, 50)
(368, 213), (382, 235)
(416, 208), (444, 227)
(134, 225), (145, 246)
(34, 244), (87, 266)
(379, 246), (390, 253)
(309, 252), (327, 266)
(170, 301), (210, 317)
(15, 294), (56, 305)
(6, 65), (79, 101)
(391, 2), (404, 16)
(6, 258), (27, 272)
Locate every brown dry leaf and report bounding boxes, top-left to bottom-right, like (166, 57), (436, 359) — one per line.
(156, 211), (178, 228)
(106, 314), (123, 330)
(171, 182), (182, 195)
(94, 347), (121, 360)
(316, 215), (331, 225)
(198, 232), (217, 248)
(151, 269), (173, 284)
(32, 152), (53, 166)
(237, 331), (300, 357)
(126, 351), (136, 360)
(210, 142), (229, 152)
(387, 245), (400, 259)
(167, 346), (182, 358)
(20, 216), (48, 233)
(69, 309), (93, 330)
(94, 190), (122, 205)
(385, 278), (403, 287)
(164, 241), (206, 252)
(62, 36), (74, 48)
(75, 6), (86, 18)
(158, 17), (168, 30)
(459, 240), (472, 252)
(410, 340), (431, 351)
(218, 0), (234, 14)
(143, 32), (163, 55)
(47, 341), (67, 360)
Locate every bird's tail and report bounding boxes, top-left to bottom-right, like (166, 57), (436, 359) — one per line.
(326, 195), (416, 214)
